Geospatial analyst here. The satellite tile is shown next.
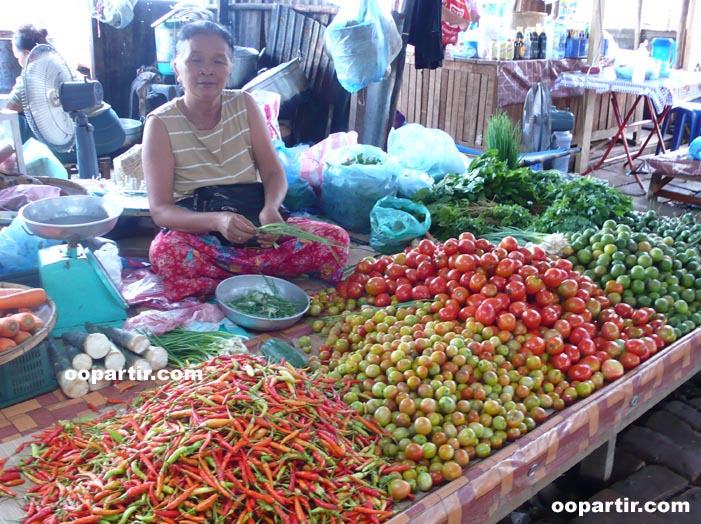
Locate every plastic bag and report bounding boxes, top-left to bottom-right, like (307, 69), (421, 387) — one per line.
(370, 196), (431, 254)
(274, 140), (317, 212)
(387, 123), (467, 178)
(93, 242), (123, 288)
(0, 185), (61, 212)
(381, 6), (402, 66)
(689, 137), (701, 160)
(321, 144), (399, 233)
(396, 168), (434, 199)
(0, 217), (61, 276)
(325, 0), (387, 93)
(299, 131), (358, 196)
(23, 138), (69, 180)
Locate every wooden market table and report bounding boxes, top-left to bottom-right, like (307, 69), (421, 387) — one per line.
(640, 148), (701, 206)
(388, 329), (701, 524)
(556, 69), (701, 188)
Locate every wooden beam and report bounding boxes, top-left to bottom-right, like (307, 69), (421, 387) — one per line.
(575, 0), (605, 173)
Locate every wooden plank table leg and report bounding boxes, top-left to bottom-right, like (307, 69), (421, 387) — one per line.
(575, 89), (598, 174)
(579, 435), (617, 484)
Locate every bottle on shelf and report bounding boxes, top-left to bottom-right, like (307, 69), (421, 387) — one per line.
(538, 25), (547, 59)
(523, 27), (532, 59)
(513, 27), (524, 60)
(530, 27), (540, 59)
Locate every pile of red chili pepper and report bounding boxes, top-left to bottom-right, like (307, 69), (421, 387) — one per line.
(17, 355), (400, 524)
(0, 457), (23, 497)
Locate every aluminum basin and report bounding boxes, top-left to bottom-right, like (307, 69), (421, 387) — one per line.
(216, 275), (310, 331)
(19, 195), (123, 242)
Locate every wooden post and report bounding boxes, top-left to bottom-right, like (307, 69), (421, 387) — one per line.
(579, 435), (617, 484)
(679, 0), (695, 69)
(574, 0), (605, 173)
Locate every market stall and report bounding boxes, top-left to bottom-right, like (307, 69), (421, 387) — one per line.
(397, 51), (643, 152)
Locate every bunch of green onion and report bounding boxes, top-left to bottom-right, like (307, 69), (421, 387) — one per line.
(147, 329), (247, 368)
(258, 223), (345, 263)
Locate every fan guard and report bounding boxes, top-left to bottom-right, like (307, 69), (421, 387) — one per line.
(523, 82), (553, 153)
(21, 44), (78, 153)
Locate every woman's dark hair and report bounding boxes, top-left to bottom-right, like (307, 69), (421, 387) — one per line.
(176, 20), (234, 52)
(13, 24), (49, 52)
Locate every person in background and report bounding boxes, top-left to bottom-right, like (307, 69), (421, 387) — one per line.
(6, 24), (125, 162)
(142, 20), (350, 302)
(441, 0), (481, 48)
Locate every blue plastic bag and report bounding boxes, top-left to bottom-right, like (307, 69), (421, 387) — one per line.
(274, 141), (317, 212)
(387, 124), (467, 179)
(325, 0), (387, 93)
(321, 145), (398, 233)
(396, 168), (434, 199)
(689, 137), (701, 160)
(0, 217), (60, 276)
(370, 196), (431, 254)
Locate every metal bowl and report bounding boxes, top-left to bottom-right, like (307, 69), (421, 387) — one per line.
(216, 275), (310, 331)
(19, 195), (124, 242)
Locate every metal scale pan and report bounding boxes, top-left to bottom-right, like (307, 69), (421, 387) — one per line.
(18, 195), (128, 333)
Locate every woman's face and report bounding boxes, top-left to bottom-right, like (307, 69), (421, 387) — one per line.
(12, 45), (30, 68)
(174, 34), (231, 100)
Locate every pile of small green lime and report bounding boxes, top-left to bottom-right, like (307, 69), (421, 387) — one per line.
(567, 216), (701, 338)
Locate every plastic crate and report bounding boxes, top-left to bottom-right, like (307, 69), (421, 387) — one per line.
(0, 340), (57, 409)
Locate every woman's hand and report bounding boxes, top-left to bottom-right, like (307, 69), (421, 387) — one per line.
(217, 212), (259, 245)
(257, 206), (285, 248)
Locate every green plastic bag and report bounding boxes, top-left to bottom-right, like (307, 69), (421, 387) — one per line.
(370, 196), (431, 254)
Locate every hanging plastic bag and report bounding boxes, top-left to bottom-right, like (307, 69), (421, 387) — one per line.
(321, 144), (399, 233)
(381, 5), (403, 66)
(325, 0), (388, 93)
(387, 123), (467, 179)
(273, 140), (317, 212)
(370, 196), (431, 254)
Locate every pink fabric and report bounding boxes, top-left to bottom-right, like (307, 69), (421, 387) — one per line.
(298, 131), (358, 196)
(149, 217), (349, 301)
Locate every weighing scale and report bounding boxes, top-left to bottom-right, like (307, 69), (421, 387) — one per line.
(18, 195), (128, 334)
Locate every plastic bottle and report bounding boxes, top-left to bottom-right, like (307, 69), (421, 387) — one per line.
(538, 25), (547, 59)
(632, 42), (649, 84)
(523, 27), (532, 60)
(530, 28), (540, 59)
(514, 27), (524, 60)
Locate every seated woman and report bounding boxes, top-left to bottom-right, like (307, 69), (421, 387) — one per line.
(142, 20), (350, 302)
(6, 23), (125, 162)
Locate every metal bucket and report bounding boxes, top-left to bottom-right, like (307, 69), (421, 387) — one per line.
(242, 58), (309, 106)
(227, 47), (260, 88)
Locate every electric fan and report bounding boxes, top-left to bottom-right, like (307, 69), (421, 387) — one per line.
(21, 44), (103, 179)
(523, 82), (575, 153)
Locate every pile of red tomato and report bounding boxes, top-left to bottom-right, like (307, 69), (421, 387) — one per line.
(332, 234), (675, 379)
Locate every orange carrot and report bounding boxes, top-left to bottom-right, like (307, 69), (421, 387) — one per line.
(13, 331), (32, 344)
(0, 288), (47, 310)
(0, 337), (16, 352)
(0, 318), (19, 339)
(8, 312), (36, 333)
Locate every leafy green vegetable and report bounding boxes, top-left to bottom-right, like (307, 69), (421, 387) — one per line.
(534, 177), (633, 233)
(340, 153), (383, 166)
(426, 200), (533, 240)
(485, 111), (522, 169)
